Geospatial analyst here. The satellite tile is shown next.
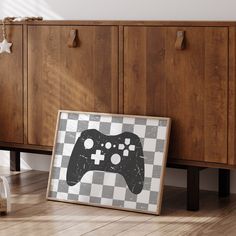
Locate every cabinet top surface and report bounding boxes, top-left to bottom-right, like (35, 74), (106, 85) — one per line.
(1, 20), (236, 26)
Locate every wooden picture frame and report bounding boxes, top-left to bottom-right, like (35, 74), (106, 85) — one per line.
(47, 110), (171, 215)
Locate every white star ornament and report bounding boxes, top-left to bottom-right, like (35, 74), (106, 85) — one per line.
(0, 39), (12, 54)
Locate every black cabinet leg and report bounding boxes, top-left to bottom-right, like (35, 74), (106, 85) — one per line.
(187, 166), (200, 211)
(10, 151), (21, 171)
(219, 169), (230, 198)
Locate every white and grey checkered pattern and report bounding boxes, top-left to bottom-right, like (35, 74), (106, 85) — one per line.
(48, 112), (169, 213)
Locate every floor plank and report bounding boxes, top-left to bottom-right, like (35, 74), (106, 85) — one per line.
(0, 169), (236, 236)
(0, 166), (26, 177)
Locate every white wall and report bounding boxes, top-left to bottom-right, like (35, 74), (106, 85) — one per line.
(1, 0), (236, 192)
(0, 0), (236, 21)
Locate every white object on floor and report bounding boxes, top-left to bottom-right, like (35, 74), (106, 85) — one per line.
(0, 176), (11, 214)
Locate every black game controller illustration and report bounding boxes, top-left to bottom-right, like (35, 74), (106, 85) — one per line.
(66, 129), (144, 194)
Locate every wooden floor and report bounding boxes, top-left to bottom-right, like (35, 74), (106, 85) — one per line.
(1, 169), (236, 236)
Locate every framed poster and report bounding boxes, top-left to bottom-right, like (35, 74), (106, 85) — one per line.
(47, 111), (171, 215)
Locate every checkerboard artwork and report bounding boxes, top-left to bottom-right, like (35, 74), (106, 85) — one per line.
(47, 111), (171, 214)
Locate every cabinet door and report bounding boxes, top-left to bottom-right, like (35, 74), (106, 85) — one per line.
(0, 25), (23, 143)
(28, 26), (118, 146)
(124, 26), (228, 164)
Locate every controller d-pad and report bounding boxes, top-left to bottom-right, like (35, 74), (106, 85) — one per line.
(91, 150), (105, 165)
(84, 138), (94, 149)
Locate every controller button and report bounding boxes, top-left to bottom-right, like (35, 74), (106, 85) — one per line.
(118, 144), (125, 150)
(129, 145), (135, 151)
(113, 144), (116, 148)
(111, 153), (121, 165)
(125, 138), (131, 145)
(123, 149), (129, 156)
(84, 138), (94, 149)
(105, 142), (112, 149)
(91, 150), (105, 165)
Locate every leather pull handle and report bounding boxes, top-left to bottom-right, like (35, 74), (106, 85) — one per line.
(175, 31), (185, 50)
(68, 29), (78, 48)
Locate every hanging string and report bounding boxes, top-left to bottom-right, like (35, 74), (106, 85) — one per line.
(2, 16), (43, 22)
(1, 17), (43, 40)
(2, 18), (6, 40)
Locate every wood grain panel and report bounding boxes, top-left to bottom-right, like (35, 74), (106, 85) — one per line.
(165, 27), (205, 162)
(8, 20), (236, 27)
(228, 27), (236, 165)
(28, 26), (118, 146)
(124, 26), (228, 164)
(124, 27), (167, 116)
(204, 27), (228, 163)
(0, 25), (23, 143)
(118, 26), (124, 114)
(124, 27), (147, 115)
(146, 27), (167, 117)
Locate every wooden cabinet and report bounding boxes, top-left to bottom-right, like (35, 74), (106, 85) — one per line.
(27, 25), (118, 146)
(0, 21), (235, 169)
(124, 26), (228, 164)
(0, 25), (23, 144)
(0, 21), (234, 211)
